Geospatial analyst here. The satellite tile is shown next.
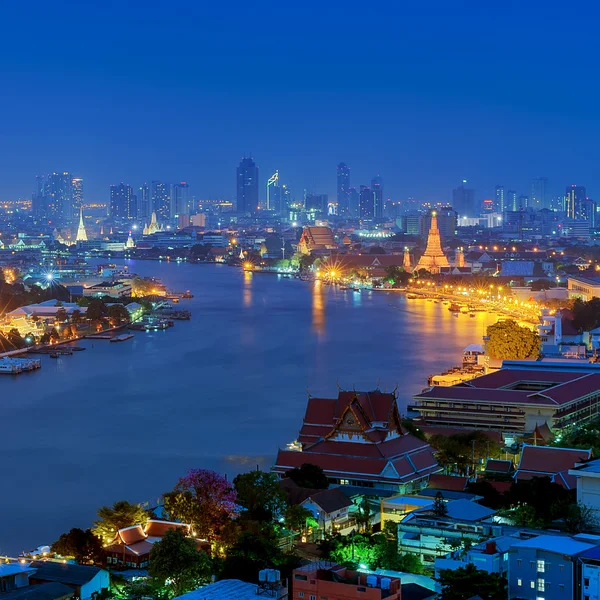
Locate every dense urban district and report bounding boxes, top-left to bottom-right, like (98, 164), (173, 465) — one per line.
(4, 166), (600, 600)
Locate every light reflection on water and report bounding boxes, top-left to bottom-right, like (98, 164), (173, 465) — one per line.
(0, 261), (498, 553)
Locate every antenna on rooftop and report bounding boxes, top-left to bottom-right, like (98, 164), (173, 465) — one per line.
(392, 383), (399, 397)
(336, 379), (341, 390)
(306, 387), (312, 398)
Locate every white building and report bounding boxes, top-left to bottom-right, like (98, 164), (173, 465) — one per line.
(570, 458), (600, 525)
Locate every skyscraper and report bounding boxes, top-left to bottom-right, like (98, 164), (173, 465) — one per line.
(359, 185), (374, 219)
(37, 172), (73, 223)
(519, 195), (529, 209)
(371, 175), (384, 219)
(305, 193), (328, 214)
(507, 190), (518, 211)
(495, 185), (505, 213)
(266, 170), (282, 213)
(348, 187), (360, 218)
(171, 182), (191, 217)
(71, 178), (84, 216)
(152, 181), (171, 220)
(138, 183), (151, 220)
(565, 184), (587, 220)
(531, 177), (548, 209)
(110, 183), (136, 220)
(451, 180), (475, 216)
(281, 184), (291, 217)
(337, 163), (350, 216)
(236, 157), (259, 214)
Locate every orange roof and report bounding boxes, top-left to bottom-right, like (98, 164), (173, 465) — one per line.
(428, 474), (469, 492)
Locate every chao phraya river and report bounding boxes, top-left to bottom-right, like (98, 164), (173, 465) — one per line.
(0, 261), (498, 553)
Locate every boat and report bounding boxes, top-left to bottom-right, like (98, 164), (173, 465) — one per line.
(49, 353), (59, 358)
(110, 334), (134, 343)
(0, 360), (22, 374)
(407, 294), (418, 300)
(448, 303), (461, 312)
(182, 291), (194, 298)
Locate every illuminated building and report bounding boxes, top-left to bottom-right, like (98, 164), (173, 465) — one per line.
(452, 179), (475, 217)
(347, 186), (359, 218)
(138, 183), (151, 220)
(297, 226), (337, 254)
(236, 157), (259, 214)
(495, 185), (505, 212)
(371, 174), (384, 218)
(415, 211), (450, 273)
(76, 206), (88, 242)
(110, 183), (136, 220)
(125, 232), (135, 249)
(273, 389), (440, 494)
(34, 172), (73, 222)
(565, 184), (587, 219)
(482, 198), (494, 213)
(170, 181), (190, 217)
(305, 193), (328, 215)
(337, 162), (350, 216)
(507, 189), (518, 211)
(71, 177), (84, 215)
(151, 180), (170, 220)
(266, 170), (281, 213)
(359, 185), (374, 219)
(143, 211), (164, 235)
(531, 177), (548, 209)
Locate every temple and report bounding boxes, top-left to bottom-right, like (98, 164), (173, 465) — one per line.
(297, 226), (337, 255)
(272, 389), (440, 495)
(76, 207), (87, 242)
(143, 212), (163, 236)
(415, 211), (449, 273)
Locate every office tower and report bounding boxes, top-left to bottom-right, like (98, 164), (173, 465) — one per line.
(359, 185), (374, 219)
(565, 184), (587, 220)
(266, 170), (281, 213)
(507, 190), (518, 211)
(482, 199), (494, 213)
(519, 195), (529, 209)
(110, 183), (135, 220)
(531, 177), (548, 209)
(38, 172), (73, 223)
(236, 157), (259, 214)
(347, 187), (359, 218)
(582, 198), (597, 229)
(138, 183), (151, 220)
(171, 182), (190, 217)
(495, 186), (505, 213)
(371, 175), (384, 218)
(305, 193), (328, 214)
(71, 178), (84, 216)
(151, 181), (171, 220)
(451, 179), (475, 217)
(281, 184), (291, 216)
(337, 163), (350, 216)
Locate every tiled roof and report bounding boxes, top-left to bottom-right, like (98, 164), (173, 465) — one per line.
(531, 374), (600, 404)
(517, 445), (592, 477)
(117, 525), (146, 545)
(428, 474), (469, 492)
(303, 488), (353, 514)
(125, 540), (154, 556)
(29, 561), (102, 586)
(485, 459), (513, 473)
(464, 369), (579, 389)
(145, 520), (189, 538)
(415, 386), (551, 406)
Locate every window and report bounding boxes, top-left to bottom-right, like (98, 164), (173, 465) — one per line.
(530, 561), (536, 569)
(309, 595), (316, 600)
(340, 479), (349, 485)
(559, 584), (564, 592)
(517, 579), (522, 586)
(506, 406), (510, 412)
(537, 560), (545, 573)
(530, 581), (535, 589)
(585, 578), (590, 587)
(294, 574), (308, 581)
(538, 579), (545, 591)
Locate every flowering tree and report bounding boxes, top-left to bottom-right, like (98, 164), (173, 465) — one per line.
(163, 469), (239, 541)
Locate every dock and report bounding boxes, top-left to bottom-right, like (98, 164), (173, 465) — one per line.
(110, 334), (134, 343)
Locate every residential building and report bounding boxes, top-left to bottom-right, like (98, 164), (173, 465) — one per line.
(174, 576), (287, 599)
(348, 186), (360, 218)
(236, 157), (259, 214)
(293, 563), (401, 600)
(0, 563), (36, 593)
(337, 163), (351, 217)
(507, 190), (518, 212)
(0, 582), (74, 600)
(29, 561), (109, 600)
(138, 183), (151, 220)
(566, 184), (587, 220)
(305, 193), (328, 215)
(170, 182), (191, 218)
(272, 389), (440, 495)
(300, 487), (353, 530)
(360, 185), (374, 219)
(71, 178), (84, 216)
(495, 185), (505, 213)
(580, 546), (600, 600)
(452, 180), (475, 217)
(110, 183), (136, 220)
(508, 535), (599, 600)
(152, 180), (171, 221)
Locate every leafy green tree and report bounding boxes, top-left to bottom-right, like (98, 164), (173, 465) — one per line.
(354, 497), (372, 533)
(51, 528), (103, 564)
(436, 563), (507, 600)
(71, 309), (82, 324)
(508, 476), (573, 525)
(149, 529), (211, 597)
(86, 299), (107, 322)
(284, 505), (315, 532)
(107, 304), (130, 325)
(233, 470), (287, 522)
(486, 319), (540, 360)
(398, 552), (424, 574)
(384, 266), (411, 287)
(285, 463), (329, 489)
(92, 500), (148, 545)
(55, 307), (69, 322)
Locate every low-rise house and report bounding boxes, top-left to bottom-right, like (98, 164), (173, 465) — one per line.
(0, 563), (36, 593)
(29, 561), (109, 600)
(300, 487), (353, 530)
(0, 582), (74, 600)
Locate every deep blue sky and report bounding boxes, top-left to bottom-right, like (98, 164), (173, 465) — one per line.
(1, 1), (599, 204)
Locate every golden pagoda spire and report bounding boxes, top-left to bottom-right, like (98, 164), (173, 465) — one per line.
(415, 211), (449, 273)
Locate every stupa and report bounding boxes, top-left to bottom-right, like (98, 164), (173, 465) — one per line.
(143, 212), (163, 235)
(415, 211), (449, 274)
(76, 207), (88, 242)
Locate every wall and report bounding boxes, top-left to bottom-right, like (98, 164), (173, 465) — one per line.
(80, 570), (110, 600)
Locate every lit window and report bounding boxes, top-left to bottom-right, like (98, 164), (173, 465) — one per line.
(517, 579), (522, 586)
(537, 560), (545, 573)
(530, 581), (535, 588)
(538, 579), (545, 591)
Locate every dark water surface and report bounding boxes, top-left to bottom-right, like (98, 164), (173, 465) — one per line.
(0, 261), (497, 553)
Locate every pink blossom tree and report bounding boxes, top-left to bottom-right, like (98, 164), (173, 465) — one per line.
(163, 469), (239, 540)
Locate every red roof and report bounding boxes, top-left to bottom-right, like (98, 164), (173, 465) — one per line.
(145, 520), (189, 538)
(485, 459), (513, 473)
(118, 525), (146, 545)
(465, 369), (580, 389)
(428, 474), (469, 492)
(531, 374), (600, 405)
(415, 386), (551, 406)
(517, 445), (592, 477)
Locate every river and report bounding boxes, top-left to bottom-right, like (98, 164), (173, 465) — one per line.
(0, 261), (498, 554)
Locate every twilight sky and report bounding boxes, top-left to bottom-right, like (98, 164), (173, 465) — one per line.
(1, 1), (599, 204)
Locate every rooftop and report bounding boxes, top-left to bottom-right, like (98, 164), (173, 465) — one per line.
(173, 580), (263, 600)
(510, 534), (600, 556)
(29, 561), (103, 586)
(0, 582), (74, 600)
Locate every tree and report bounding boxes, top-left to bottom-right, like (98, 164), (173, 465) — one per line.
(436, 563), (507, 600)
(149, 529), (211, 597)
(233, 471), (287, 522)
(433, 492), (448, 517)
(354, 497), (372, 533)
(92, 500), (148, 545)
(55, 307), (69, 323)
(51, 528), (103, 564)
(572, 297), (600, 332)
(486, 319), (540, 360)
(107, 304), (130, 325)
(285, 463), (329, 489)
(86, 299), (107, 322)
(163, 469), (238, 541)
(71, 309), (82, 324)
(6, 328), (26, 349)
(384, 266), (411, 287)
(398, 552), (424, 574)
(564, 503), (599, 533)
(284, 504), (315, 532)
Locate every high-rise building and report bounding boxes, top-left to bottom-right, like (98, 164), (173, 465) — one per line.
(36, 172), (73, 223)
(138, 183), (151, 220)
(236, 157), (259, 214)
(451, 180), (475, 217)
(348, 187), (360, 218)
(507, 190), (518, 211)
(531, 177), (548, 209)
(359, 185), (374, 219)
(171, 182), (190, 217)
(482, 199), (494, 213)
(337, 163), (350, 216)
(110, 183), (136, 220)
(495, 185), (505, 213)
(371, 175), (384, 219)
(152, 181), (171, 220)
(71, 178), (84, 216)
(281, 184), (291, 217)
(519, 195), (529, 209)
(565, 184), (587, 220)
(305, 193), (328, 214)
(266, 170), (281, 213)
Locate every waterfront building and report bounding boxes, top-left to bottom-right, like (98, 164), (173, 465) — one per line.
(76, 207), (88, 242)
(337, 163), (350, 217)
(272, 389), (440, 494)
(236, 157), (259, 214)
(452, 179), (475, 217)
(83, 281), (132, 298)
(411, 363), (600, 441)
(151, 180), (171, 221)
(414, 211), (450, 273)
(297, 226), (337, 254)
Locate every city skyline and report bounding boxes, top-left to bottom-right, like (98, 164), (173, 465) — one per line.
(1, 3), (599, 203)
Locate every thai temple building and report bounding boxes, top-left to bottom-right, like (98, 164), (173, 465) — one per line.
(143, 212), (164, 236)
(125, 232), (135, 249)
(273, 389), (440, 494)
(415, 211), (449, 274)
(297, 225), (337, 255)
(403, 247), (412, 270)
(76, 207), (88, 242)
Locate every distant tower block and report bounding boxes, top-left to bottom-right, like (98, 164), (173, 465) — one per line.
(455, 247), (465, 268)
(415, 211), (449, 274)
(403, 247), (412, 270)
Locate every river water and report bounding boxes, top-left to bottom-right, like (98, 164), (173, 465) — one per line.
(0, 261), (498, 554)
